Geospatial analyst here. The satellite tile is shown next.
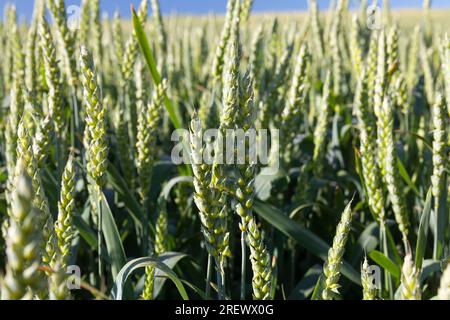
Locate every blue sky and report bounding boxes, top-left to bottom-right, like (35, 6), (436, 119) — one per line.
(2, 0), (450, 20)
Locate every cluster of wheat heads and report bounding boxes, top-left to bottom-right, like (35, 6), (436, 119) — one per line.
(0, 0), (448, 300)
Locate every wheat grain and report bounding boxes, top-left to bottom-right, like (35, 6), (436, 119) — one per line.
(47, 0), (77, 86)
(136, 80), (167, 204)
(322, 200), (354, 300)
(313, 71), (331, 175)
(354, 70), (386, 223)
(33, 115), (53, 167)
(309, 0), (324, 59)
(377, 95), (410, 239)
(39, 17), (63, 134)
(1, 163), (46, 300)
(55, 155), (76, 267)
(349, 15), (363, 77)
(17, 120), (55, 267)
(281, 44), (310, 164)
(211, 0), (237, 81)
(80, 47), (108, 190)
(361, 257), (377, 300)
(400, 253), (421, 300)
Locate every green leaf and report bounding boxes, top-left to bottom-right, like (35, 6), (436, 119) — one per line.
(350, 222), (379, 266)
(100, 192), (127, 279)
(310, 274), (325, 300)
(397, 158), (420, 196)
(153, 252), (188, 298)
(73, 215), (98, 249)
(288, 264), (323, 300)
(420, 259), (442, 283)
(180, 280), (206, 299)
(415, 188), (432, 269)
(159, 176), (193, 201)
(131, 6), (181, 130)
(112, 254), (189, 300)
(131, 5), (192, 177)
(254, 200), (361, 285)
(148, 161), (178, 203)
(107, 160), (143, 228)
(384, 222), (402, 266)
(254, 168), (286, 201)
(368, 250), (401, 280)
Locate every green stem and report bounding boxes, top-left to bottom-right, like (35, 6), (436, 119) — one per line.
(142, 197), (149, 256)
(240, 231), (246, 300)
(433, 200), (439, 260)
(205, 254), (212, 300)
(217, 268), (225, 300)
(380, 222), (393, 299)
(97, 191), (103, 287)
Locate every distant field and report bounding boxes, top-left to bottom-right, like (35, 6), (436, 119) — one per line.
(249, 9), (450, 29)
(117, 9), (450, 34)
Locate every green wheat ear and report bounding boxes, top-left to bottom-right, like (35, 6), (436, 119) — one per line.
(80, 46), (108, 190)
(376, 95), (410, 240)
(1, 161), (46, 300)
(322, 199), (354, 300)
(39, 16), (63, 134)
(400, 253), (421, 300)
(55, 155), (76, 268)
(47, 0), (77, 86)
(361, 257), (377, 300)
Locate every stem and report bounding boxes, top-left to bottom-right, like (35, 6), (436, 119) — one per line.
(290, 245), (296, 291)
(205, 254), (212, 300)
(221, 270), (226, 300)
(380, 222), (393, 299)
(55, 136), (61, 177)
(142, 197), (149, 256)
(217, 268), (225, 300)
(71, 89), (80, 137)
(240, 231), (246, 300)
(97, 190), (103, 287)
(433, 200), (442, 260)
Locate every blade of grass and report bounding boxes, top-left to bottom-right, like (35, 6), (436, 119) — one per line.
(112, 256), (189, 300)
(368, 250), (401, 280)
(415, 188), (432, 269)
(397, 158), (420, 196)
(131, 5), (181, 130)
(100, 192), (127, 279)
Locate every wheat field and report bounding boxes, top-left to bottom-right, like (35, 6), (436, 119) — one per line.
(0, 0), (448, 301)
